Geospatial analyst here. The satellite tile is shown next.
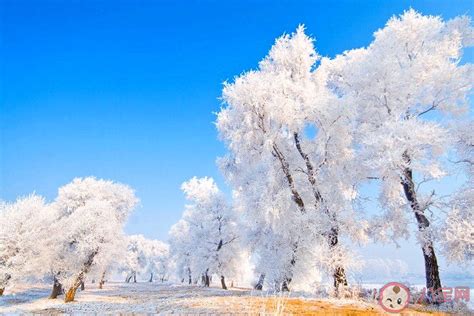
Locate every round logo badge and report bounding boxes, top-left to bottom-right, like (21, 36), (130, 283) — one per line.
(378, 282), (410, 313)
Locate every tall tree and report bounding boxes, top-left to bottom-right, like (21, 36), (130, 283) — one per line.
(50, 177), (138, 302)
(217, 26), (367, 292)
(0, 195), (54, 296)
(323, 10), (473, 302)
(122, 235), (169, 283)
(169, 177), (241, 289)
(442, 120), (474, 263)
(169, 219), (193, 285)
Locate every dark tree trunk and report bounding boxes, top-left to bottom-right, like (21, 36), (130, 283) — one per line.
(272, 143), (306, 214)
(293, 132), (323, 204)
(80, 280), (85, 291)
(257, 118), (305, 293)
(328, 226), (348, 293)
(149, 273), (153, 283)
(188, 268), (192, 285)
(294, 132), (348, 293)
(281, 279), (291, 292)
(49, 276), (63, 299)
(99, 271), (106, 289)
(204, 269), (210, 287)
(272, 142), (305, 291)
(254, 273), (265, 290)
(401, 156), (442, 303)
(133, 273), (137, 283)
(220, 276), (227, 290)
(281, 243), (298, 292)
(125, 272), (135, 283)
(0, 274), (11, 296)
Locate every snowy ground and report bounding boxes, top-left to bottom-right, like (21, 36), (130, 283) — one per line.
(0, 282), (470, 315)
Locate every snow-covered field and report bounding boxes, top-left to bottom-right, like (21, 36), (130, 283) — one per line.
(0, 282), (469, 315)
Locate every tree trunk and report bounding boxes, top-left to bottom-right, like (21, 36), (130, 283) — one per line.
(65, 275), (83, 303)
(80, 280), (85, 291)
(99, 271), (106, 289)
(272, 143), (306, 214)
(220, 276), (227, 290)
(64, 249), (98, 303)
(49, 276), (63, 299)
(401, 156), (442, 303)
(125, 272), (134, 283)
(294, 132), (348, 293)
(64, 287), (77, 303)
(204, 269), (210, 287)
(254, 273), (265, 290)
(149, 273), (153, 283)
(133, 273), (137, 283)
(281, 279), (291, 292)
(272, 142), (305, 291)
(328, 226), (348, 293)
(188, 268), (192, 285)
(256, 119), (306, 292)
(0, 274), (11, 296)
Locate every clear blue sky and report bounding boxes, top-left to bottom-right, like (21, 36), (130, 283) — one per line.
(0, 0), (472, 276)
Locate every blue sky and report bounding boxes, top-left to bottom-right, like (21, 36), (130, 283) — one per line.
(1, 0), (472, 278)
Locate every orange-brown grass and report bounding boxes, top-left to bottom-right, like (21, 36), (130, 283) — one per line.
(187, 295), (452, 315)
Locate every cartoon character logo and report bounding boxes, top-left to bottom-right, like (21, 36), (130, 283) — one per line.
(379, 282), (410, 313)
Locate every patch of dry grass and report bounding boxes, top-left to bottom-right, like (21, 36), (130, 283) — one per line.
(187, 295), (452, 315)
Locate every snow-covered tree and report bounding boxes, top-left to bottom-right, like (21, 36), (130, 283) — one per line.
(122, 235), (169, 283)
(0, 194), (55, 296)
(170, 177), (240, 289)
(216, 26), (367, 292)
(148, 239), (170, 282)
(169, 219), (193, 284)
(442, 121), (474, 263)
(49, 177), (138, 302)
(123, 235), (147, 283)
(323, 9), (473, 301)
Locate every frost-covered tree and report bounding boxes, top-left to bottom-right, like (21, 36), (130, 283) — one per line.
(0, 177), (137, 300)
(169, 219), (193, 284)
(122, 235), (169, 283)
(123, 235), (146, 283)
(217, 26), (367, 292)
(149, 240), (170, 282)
(442, 121), (474, 263)
(323, 10), (473, 301)
(0, 194), (55, 296)
(48, 177), (138, 302)
(170, 177), (240, 289)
